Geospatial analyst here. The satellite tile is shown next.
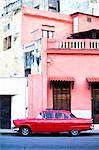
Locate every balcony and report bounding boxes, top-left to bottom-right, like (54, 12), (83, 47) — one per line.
(47, 39), (99, 50)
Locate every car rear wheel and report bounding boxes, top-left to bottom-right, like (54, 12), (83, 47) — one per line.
(69, 130), (80, 136)
(19, 126), (32, 136)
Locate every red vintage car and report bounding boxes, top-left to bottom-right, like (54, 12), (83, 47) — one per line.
(13, 109), (93, 136)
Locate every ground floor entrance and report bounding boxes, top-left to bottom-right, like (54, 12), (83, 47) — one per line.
(53, 81), (71, 110)
(92, 83), (99, 124)
(0, 95), (11, 129)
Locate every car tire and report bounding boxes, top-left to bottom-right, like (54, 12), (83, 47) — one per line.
(19, 126), (32, 136)
(69, 130), (80, 136)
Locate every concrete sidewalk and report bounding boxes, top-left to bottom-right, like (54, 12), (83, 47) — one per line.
(0, 129), (17, 134)
(0, 129), (99, 135)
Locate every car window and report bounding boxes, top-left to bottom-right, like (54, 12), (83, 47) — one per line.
(55, 112), (62, 118)
(55, 112), (68, 119)
(70, 113), (76, 118)
(43, 112), (53, 119)
(63, 114), (68, 119)
(36, 112), (43, 119)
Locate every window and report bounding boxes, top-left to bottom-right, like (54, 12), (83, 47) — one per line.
(43, 112), (53, 119)
(53, 82), (71, 110)
(87, 17), (92, 22)
(25, 51), (34, 77)
(48, 0), (60, 12)
(55, 112), (68, 119)
(73, 17), (78, 33)
(3, 36), (12, 50)
(25, 68), (31, 77)
(64, 114), (68, 119)
(42, 30), (54, 39)
(55, 112), (62, 118)
(25, 51), (34, 68)
(42, 30), (47, 38)
(49, 31), (54, 39)
(70, 113), (76, 118)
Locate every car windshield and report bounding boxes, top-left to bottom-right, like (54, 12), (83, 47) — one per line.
(70, 113), (76, 118)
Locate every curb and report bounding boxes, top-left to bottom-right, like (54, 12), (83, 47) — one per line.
(0, 129), (99, 135)
(0, 129), (17, 134)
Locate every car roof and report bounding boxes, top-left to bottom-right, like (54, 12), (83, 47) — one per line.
(42, 109), (71, 115)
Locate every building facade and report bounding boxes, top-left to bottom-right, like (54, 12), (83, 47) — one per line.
(21, 7), (99, 125)
(89, 0), (99, 15)
(28, 38), (99, 123)
(0, 2), (27, 129)
(0, 2), (99, 129)
(0, 0), (99, 18)
(60, 0), (99, 16)
(0, 78), (27, 128)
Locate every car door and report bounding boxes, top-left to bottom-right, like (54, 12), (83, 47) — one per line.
(34, 111), (54, 132)
(54, 112), (70, 132)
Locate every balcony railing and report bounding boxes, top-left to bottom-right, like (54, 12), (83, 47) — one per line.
(47, 39), (99, 50)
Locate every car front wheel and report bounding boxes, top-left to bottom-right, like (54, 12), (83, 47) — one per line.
(19, 126), (32, 136)
(69, 130), (80, 136)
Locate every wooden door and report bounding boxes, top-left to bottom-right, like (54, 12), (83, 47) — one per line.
(53, 82), (71, 110)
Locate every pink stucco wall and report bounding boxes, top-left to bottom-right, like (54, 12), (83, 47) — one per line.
(28, 38), (99, 117)
(72, 13), (99, 33)
(28, 38), (48, 117)
(22, 7), (99, 45)
(47, 50), (99, 110)
(78, 14), (99, 32)
(28, 75), (43, 117)
(22, 7), (99, 117)
(21, 6), (72, 44)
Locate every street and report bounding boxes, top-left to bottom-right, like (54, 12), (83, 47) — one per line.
(0, 133), (99, 150)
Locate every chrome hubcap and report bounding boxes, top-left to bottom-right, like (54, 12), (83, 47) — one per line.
(22, 128), (29, 135)
(71, 130), (79, 135)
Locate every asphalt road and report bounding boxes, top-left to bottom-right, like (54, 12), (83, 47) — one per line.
(0, 133), (99, 150)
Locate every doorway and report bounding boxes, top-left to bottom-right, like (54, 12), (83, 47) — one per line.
(0, 95), (11, 129)
(92, 83), (99, 123)
(53, 81), (71, 110)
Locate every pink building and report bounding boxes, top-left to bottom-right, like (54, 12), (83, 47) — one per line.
(22, 7), (99, 125)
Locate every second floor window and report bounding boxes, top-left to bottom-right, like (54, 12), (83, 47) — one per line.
(87, 17), (92, 22)
(25, 51), (34, 69)
(73, 16), (78, 33)
(42, 30), (54, 39)
(3, 35), (12, 50)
